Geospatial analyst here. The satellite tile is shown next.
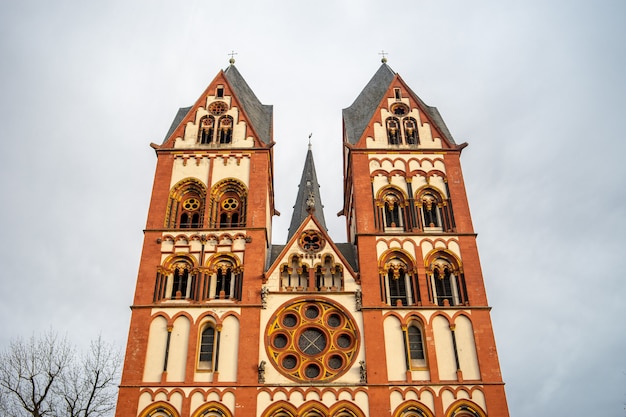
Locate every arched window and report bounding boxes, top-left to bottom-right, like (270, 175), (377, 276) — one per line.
(380, 254), (420, 306)
(217, 116), (233, 144)
(209, 179), (247, 229)
(218, 192), (242, 228)
(280, 255), (308, 291)
(198, 115), (215, 144)
(428, 256), (468, 306)
(416, 187), (456, 231)
(204, 256), (243, 301)
(404, 117), (419, 145)
(377, 187), (409, 232)
(165, 179), (206, 229)
(407, 323), (426, 369)
(314, 255), (343, 291)
(396, 403), (432, 417)
(198, 325), (216, 370)
(420, 192), (441, 228)
(386, 117), (401, 145)
(448, 402), (485, 417)
(171, 263), (189, 299)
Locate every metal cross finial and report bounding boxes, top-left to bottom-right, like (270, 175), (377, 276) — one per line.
(308, 132), (312, 150)
(379, 50), (388, 63)
(228, 50), (238, 65)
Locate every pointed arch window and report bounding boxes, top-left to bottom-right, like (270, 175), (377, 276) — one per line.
(209, 179), (247, 229)
(165, 179), (206, 229)
(428, 256), (468, 306)
(198, 115), (215, 144)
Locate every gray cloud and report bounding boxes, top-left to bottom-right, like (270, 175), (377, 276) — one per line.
(1, 1), (624, 416)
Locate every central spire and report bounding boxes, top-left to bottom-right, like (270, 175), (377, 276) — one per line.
(287, 144), (327, 241)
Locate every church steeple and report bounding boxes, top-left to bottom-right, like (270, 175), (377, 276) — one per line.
(287, 144), (327, 241)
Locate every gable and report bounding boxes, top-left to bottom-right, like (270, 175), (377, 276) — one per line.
(343, 65), (457, 150)
(160, 67), (272, 149)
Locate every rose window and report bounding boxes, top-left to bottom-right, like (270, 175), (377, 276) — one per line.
(265, 298), (360, 382)
(183, 198), (200, 210)
(208, 101), (229, 115)
(298, 230), (325, 253)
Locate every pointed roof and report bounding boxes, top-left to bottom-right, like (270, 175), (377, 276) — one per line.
(162, 64), (273, 145)
(342, 63), (456, 146)
(223, 65), (273, 145)
(287, 146), (327, 241)
(266, 215), (358, 276)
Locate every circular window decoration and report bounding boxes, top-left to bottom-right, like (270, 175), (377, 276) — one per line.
(298, 230), (325, 253)
(208, 101), (229, 116)
(183, 197), (200, 210)
(390, 102), (410, 117)
(221, 197), (239, 211)
(265, 298), (360, 382)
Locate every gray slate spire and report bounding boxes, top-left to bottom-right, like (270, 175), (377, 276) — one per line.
(287, 146), (327, 241)
(343, 63), (456, 145)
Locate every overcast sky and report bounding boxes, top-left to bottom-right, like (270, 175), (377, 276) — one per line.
(1, 1), (625, 416)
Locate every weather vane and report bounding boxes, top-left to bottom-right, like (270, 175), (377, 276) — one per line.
(379, 50), (388, 63)
(229, 50), (238, 65)
(308, 133), (313, 150)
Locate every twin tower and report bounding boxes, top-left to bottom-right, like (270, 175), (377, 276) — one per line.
(115, 60), (510, 417)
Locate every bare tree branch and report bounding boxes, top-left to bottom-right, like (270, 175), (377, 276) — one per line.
(0, 331), (120, 417)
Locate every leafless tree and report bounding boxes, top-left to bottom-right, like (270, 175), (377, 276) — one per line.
(0, 331), (121, 417)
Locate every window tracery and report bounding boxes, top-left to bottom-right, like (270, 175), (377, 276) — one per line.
(198, 115), (215, 144)
(265, 299), (360, 383)
(415, 187), (455, 232)
(427, 255), (468, 306)
(209, 179), (247, 229)
(314, 255), (343, 291)
(280, 254), (309, 290)
(376, 186), (410, 232)
(165, 178), (206, 229)
(379, 253), (421, 306)
(385, 103), (419, 145)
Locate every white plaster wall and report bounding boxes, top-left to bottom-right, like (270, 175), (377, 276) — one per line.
(169, 392), (183, 414)
(210, 157), (250, 187)
(166, 316), (190, 382)
(432, 315), (457, 381)
(190, 392), (205, 416)
(218, 315), (240, 382)
(143, 316), (168, 382)
(137, 392), (153, 416)
(383, 315), (406, 381)
(170, 158), (210, 188)
(455, 315), (481, 380)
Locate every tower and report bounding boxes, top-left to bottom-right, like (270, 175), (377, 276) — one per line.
(116, 60), (509, 417)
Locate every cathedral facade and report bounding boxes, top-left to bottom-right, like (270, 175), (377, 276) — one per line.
(115, 60), (510, 417)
